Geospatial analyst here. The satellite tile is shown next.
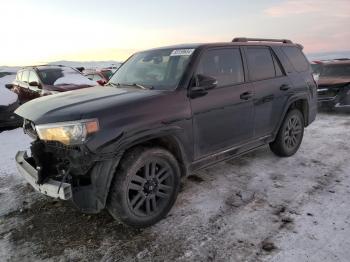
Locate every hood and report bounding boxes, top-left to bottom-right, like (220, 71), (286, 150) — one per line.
(15, 86), (162, 124)
(318, 76), (350, 88)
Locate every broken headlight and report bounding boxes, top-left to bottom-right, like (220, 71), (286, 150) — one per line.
(35, 119), (99, 145)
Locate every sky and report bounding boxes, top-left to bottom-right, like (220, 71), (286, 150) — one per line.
(0, 0), (349, 66)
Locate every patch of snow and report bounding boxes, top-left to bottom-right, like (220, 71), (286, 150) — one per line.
(53, 68), (96, 86)
(0, 128), (32, 216)
(0, 75), (17, 106)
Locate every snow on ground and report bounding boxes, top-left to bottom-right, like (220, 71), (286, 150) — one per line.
(0, 75), (18, 106)
(0, 112), (349, 261)
(0, 129), (32, 217)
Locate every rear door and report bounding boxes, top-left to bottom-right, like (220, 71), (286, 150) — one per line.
(190, 47), (254, 159)
(243, 46), (291, 138)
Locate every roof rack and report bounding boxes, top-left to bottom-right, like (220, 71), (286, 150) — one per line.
(232, 37), (293, 44)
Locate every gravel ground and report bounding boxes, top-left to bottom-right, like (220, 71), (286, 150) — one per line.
(0, 112), (349, 262)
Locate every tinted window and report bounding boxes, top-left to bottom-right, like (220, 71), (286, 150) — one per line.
(21, 70), (29, 83)
(321, 64), (350, 77)
(197, 48), (244, 86)
(246, 47), (275, 81)
(28, 71), (39, 83)
(38, 68), (64, 85)
(282, 46), (309, 72)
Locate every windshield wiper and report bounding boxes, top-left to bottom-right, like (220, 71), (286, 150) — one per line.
(107, 82), (153, 90)
(131, 83), (148, 90)
(105, 82), (118, 87)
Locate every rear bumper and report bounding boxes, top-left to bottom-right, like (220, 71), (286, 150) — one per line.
(15, 151), (72, 200)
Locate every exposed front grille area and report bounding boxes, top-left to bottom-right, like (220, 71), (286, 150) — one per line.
(23, 119), (38, 139)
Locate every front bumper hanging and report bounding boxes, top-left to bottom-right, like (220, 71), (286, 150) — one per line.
(15, 151), (72, 200)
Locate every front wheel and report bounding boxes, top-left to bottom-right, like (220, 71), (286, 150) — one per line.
(270, 109), (304, 157)
(107, 147), (181, 227)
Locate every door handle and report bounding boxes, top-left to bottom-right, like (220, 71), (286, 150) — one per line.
(280, 84), (290, 91)
(240, 92), (253, 100)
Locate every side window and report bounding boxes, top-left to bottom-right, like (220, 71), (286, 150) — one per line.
(246, 47), (275, 81)
(282, 46), (309, 72)
(21, 70), (29, 83)
(272, 54), (284, 77)
(28, 71), (39, 83)
(16, 71), (23, 81)
(196, 48), (244, 86)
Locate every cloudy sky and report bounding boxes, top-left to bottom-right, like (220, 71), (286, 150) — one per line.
(1, 0), (349, 65)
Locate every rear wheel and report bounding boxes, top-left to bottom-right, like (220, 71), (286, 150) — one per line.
(107, 147), (180, 227)
(270, 109), (304, 157)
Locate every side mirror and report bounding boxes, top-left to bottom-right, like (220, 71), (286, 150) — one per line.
(5, 83), (13, 89)
(196, 74), (217, 90)
(29, 81), (40, 87)
(190, 74), (217, 98)
(97, 79), (107, 86)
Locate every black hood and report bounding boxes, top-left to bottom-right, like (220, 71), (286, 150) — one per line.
(15, 86), (162, 125)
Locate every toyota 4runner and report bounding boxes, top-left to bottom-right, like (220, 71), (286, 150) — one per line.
(15, 38), (317, 227)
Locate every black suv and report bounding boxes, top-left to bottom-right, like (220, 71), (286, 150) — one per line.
(15, 38), (317, 227)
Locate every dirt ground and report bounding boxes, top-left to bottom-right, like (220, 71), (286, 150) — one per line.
(0, 112), (349, 262)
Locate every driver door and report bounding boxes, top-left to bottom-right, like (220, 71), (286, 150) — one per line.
(190, 47), (254, 159)
(28, 70), (42, 99)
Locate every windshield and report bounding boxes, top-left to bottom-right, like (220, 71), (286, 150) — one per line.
(321, 64), (350, 77)
(37, 67), (94, 86)
(109, 48), (194, 90)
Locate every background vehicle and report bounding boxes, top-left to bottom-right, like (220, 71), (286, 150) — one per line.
(317, 60), (350, 110)
(0, 73), (22, 129)
(15, 38), (317, 227)
(83, 69), (114, 85)
(12, 65), (96, 103)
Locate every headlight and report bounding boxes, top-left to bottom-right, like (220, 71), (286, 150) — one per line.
(35, 119), (99, 145)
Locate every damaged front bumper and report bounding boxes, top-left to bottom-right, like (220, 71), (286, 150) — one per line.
(317, 86), (350, 109)
(16, 138), (123, 214)
(15, 151), (72, 200)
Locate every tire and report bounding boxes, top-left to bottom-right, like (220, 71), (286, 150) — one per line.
(270, 109), (304, 157)
(107, 147), (181, 227)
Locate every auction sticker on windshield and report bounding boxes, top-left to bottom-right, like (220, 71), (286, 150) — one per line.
(170, 49), (195, 56)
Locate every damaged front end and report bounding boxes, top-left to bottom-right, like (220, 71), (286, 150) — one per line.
(16, 119), (122, 213)
(317, 83), (350, 109)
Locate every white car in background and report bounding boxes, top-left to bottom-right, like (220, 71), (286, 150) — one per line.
(0, 71), (22, 129)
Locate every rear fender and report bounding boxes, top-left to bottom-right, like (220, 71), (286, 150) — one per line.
(273, 94), (310, 137)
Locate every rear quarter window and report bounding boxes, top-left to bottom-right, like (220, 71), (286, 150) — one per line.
(282, 46), (310, 72)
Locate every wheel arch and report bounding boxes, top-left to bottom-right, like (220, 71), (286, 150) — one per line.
(119, 134), (190, 178)
(274, 96), (310, 138)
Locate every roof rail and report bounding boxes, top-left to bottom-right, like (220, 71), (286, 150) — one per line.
(232, 37), (293, 44)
